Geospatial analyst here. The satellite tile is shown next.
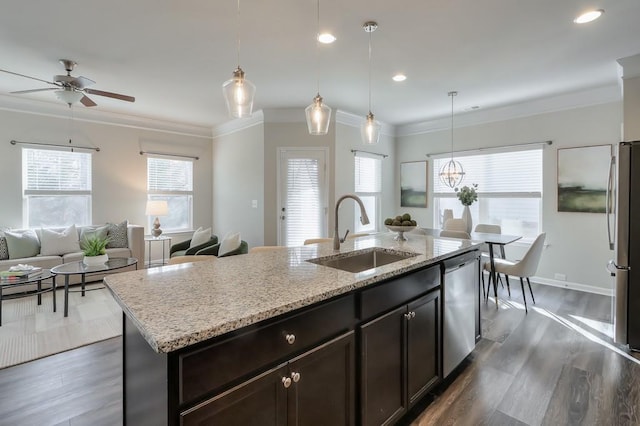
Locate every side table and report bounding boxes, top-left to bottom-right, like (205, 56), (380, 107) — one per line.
(145, 235), (172, 267)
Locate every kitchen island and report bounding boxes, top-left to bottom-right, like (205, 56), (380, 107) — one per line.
(105, 232), (482, 425)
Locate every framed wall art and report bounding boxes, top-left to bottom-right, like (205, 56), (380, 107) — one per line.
(401, 161), (428, 208)
(557, 144), (612, 213)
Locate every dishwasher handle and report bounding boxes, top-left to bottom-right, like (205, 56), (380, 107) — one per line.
(444, 259), (477, 273)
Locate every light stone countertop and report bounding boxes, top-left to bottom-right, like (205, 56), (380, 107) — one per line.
(104, 232), (481, 353)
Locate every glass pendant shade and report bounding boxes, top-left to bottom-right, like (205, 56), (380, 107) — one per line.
(439, 159), (465, 188)
(305, 94), (331, 135)
(222, 67), (256, 118)
(360, 112), (381, 145)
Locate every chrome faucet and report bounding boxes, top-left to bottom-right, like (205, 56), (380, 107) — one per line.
(334, 194), (370, 250)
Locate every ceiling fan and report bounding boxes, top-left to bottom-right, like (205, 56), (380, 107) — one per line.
(0, 59), (135, 107)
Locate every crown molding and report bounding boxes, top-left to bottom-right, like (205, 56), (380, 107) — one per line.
(211, 110), (264, 139)
(396, 84), (621, 137)
(0, 94), (213, 139)
(617, 54), (640, 79)
(335, 109), (396, 137)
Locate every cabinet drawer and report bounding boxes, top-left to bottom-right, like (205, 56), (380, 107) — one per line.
(179, 294), (355, 405)
(360, 265), (439, 321)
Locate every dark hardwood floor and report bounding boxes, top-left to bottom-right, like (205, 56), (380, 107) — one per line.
(1, 283), (638, 425)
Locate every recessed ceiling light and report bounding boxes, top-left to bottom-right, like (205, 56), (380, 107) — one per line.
(392, 74), (406, 82)
(318, 33), (336, 44)
(574, 9), (604, 24)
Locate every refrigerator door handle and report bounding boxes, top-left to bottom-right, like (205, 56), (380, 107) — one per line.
(606, 155), (616, 250)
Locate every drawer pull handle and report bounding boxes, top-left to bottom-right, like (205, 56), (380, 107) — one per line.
(282, 377), (292, 388)
(411, 311), (416, 319)
(291, 372), (301, 383)
(285, 334), (296, 345)
(404, 313), (411, 320)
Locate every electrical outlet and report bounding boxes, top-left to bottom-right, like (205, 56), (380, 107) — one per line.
(251, 200), (258, 208)
(554, 273), (566, 281)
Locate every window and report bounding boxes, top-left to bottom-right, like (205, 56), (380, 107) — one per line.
(354, 153), (382, 233)
(23, 148), (92, 227)
(147, 157), (193, 232)
(432, 147), (543, 242)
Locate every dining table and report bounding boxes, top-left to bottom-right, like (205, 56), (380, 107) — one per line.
(415, 228), (522, 307)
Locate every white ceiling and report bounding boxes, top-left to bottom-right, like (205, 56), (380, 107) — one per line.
(0, 0), (639, 130)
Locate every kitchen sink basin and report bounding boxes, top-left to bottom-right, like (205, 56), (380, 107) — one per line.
(307, 248), (417, 273)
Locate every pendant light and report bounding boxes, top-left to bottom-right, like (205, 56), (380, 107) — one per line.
(439, 91), (465, 188)
(305, 0), (332, 135)
(361, 21), (380, 145)
(222, 0), (256, 118)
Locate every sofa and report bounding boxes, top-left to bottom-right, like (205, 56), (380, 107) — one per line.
(0, 222), (144, 295)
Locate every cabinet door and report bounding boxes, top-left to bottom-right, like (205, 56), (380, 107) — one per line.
(180, 364), (288, 426)
(360, 305), (407, 426)
(407, 291), (440, 406)
(288, 332), (355, 426)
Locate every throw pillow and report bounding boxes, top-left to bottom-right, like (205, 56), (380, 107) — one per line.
(106, 220), (128, 248)
(4, 229), (40, 259)
(79, 225), (110, 251)
(40, 225), (81, 256)
(218, 232), (241, 257)
(0, 236), (9, 260)
(190, 227), (212, 248)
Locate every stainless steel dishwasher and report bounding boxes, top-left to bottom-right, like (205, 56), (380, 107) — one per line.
(442, 251), (479, 378)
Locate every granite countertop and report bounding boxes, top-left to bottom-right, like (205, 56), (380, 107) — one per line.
(104, 232), (480, 353)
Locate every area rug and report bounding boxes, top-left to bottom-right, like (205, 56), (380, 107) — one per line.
(0, 284), (121, 369)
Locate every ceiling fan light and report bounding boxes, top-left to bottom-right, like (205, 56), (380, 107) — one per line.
(305, 94), (332, 135)
(55, 89), (83, 105)
(360, 112), (381, 145)
(222, 67), (256, 118)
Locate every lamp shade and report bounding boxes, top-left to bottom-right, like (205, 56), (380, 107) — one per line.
(145, 200), (168, 216)
(222, 67), (256, 118)
(55, 89), (84, 105)
(305, 94), (332, 135)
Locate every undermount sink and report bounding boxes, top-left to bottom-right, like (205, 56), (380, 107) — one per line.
(307, 248), (417, 273)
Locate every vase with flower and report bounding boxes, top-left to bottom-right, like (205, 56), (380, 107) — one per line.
(455, 183), (478, 233)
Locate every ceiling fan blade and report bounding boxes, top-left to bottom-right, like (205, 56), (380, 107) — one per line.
(80, 95), (97, 107)
(84, 88), (135, 102)
(0, 68), (58, 86)
(11, 87), (58, 94)
(74, 76), (95, 89)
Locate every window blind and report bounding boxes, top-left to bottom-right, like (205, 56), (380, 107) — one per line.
(147, 157), (193, 192)
(24, 148), (91, 193)
(286, 158), (322, 247)
(355, 155), (382, 193)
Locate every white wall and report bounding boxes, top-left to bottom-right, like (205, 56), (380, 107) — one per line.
(396, 102), (622, 292)
(212, 122), (265, 248)
(0, 108), (213, 263)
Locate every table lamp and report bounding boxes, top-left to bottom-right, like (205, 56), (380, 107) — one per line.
(146, 200), (168, 238)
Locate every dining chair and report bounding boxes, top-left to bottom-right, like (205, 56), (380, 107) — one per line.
(303, 238), (333, 245)
(444, 218), (467, 232)
(483, 232), (546, 313)
(439, 230), (471, 239)
(474, 223), (507, 298)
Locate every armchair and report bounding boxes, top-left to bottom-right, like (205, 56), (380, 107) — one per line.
(170, 235), (219, 258)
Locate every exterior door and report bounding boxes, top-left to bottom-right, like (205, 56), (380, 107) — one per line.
(278, 148), (328, 247)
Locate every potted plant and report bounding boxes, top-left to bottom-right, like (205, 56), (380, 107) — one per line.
(455, 183), (478, 233)
(82, 234), (110, 266)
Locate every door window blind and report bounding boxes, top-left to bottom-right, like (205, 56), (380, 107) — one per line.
(286, 158), (322, 247)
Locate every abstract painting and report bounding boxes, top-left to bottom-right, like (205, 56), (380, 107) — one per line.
(557, 144), (612, 213)
(401, 161), (428, 208)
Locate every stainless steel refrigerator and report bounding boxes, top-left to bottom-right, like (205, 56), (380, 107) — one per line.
(608, 140), (640, 350)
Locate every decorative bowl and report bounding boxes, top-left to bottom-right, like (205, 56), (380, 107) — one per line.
(385, 225), (417, 241)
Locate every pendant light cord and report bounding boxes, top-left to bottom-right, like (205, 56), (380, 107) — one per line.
(236, 0), (241, 67)
(367, 29), (372, 113)
(315, 0), (320, 94)
(448, 91), (457, 160)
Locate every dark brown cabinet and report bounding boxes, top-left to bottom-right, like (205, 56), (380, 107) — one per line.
(360, 290), (440, 426)
(180, 332), (355, 426)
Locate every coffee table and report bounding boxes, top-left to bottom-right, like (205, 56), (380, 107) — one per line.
(51, 257), (138, 317)
(0, 270), (56, 326)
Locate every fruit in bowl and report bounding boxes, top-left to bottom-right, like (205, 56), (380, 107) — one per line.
(384, 213), (417, 227)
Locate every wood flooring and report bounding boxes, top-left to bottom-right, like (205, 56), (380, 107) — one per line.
(1, 283), (639, 425)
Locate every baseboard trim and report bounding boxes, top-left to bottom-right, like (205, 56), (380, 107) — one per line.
(482, 272), (613, 296)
